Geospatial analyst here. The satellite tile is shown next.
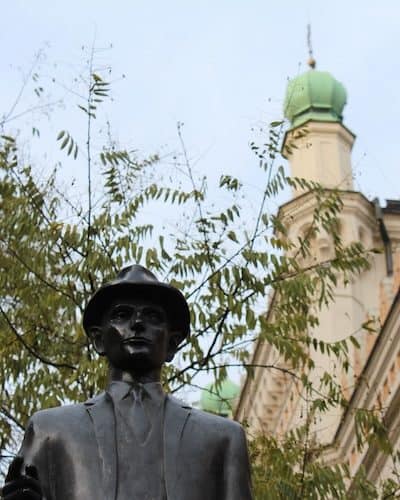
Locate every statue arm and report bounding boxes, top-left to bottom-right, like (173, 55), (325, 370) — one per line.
(222, 424), (253, 500)
(2, 416), (49, 500)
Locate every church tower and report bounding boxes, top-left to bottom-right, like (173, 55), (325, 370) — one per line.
(236, 57), (400, 470)
(279, 63), (386, 351)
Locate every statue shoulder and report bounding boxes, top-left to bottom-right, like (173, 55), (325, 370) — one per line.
(166, 395), (244, 432)
(27, 399), (92, 431)
(166, 394), (192, 409)
(190, 406), (245, 435)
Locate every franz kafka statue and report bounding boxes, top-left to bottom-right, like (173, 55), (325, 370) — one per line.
(2, 265), (253, 500)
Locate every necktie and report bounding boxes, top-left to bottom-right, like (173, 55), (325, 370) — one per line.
(130, 385), (151, 444)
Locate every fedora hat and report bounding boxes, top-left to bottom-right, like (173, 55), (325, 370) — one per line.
(83, 265), (190, 343)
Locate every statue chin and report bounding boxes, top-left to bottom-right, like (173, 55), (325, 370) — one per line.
(111, 344), (160, 373)
(124, 341), (151, 356)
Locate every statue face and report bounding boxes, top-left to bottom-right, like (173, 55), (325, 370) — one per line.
(97, 296), (174, 371)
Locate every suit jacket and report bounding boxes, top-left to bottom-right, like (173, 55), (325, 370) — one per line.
(14, 392), (253, 500)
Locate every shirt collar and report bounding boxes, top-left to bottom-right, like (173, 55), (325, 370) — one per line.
(107, 380), (165, 406)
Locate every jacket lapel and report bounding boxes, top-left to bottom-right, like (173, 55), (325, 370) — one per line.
(164, 395), (191, 499)
(85, 392), (117, 500)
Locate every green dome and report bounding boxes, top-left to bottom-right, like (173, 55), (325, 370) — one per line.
(200, 378), (240, 417)
(284, 69), (347, 129)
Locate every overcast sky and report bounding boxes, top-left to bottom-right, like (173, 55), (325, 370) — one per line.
(1, 1), (399, 206)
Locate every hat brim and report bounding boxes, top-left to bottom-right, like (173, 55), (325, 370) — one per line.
(83, 281), (190, 343)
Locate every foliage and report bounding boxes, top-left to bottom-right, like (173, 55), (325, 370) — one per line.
(0, 55), (397, 497)
(250, 429), (348, 499)
(250, 429), (400, 499)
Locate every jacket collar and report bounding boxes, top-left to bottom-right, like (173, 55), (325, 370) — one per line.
(85, 392), (118, 500)
(106, 380), (165, 409)
(84, 392), (191, 500)
(163, 395), (191, 499)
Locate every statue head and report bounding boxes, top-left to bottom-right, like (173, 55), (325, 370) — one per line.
(83, 265), (190, 372)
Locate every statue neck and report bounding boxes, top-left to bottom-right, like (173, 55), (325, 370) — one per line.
(108, 365), (162, 385)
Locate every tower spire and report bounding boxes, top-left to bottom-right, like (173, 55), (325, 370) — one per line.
(307, 24), (316, 69)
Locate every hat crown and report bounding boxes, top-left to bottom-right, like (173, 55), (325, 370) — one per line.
(83, 264), (190, 341)
(117, 264), (159, 284)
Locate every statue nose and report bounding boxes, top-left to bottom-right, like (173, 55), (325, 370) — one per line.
(130, 315), (144, 332)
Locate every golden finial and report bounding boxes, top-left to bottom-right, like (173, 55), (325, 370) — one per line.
(307, 24), (316, 69)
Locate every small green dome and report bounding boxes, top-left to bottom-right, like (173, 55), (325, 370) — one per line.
(200, 378), (240, 417)
(284, 69), (347, 129)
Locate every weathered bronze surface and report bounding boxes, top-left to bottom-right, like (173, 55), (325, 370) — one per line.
(2, 265), (253, 499)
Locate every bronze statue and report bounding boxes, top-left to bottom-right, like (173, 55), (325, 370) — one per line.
(2, 265), (253, 499)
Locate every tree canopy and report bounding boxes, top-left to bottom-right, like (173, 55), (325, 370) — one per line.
(0, 60), (398, 498)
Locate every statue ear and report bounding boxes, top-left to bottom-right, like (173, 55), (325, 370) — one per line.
(89, 326), (106, 356)
(166, 332), (181, 362)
